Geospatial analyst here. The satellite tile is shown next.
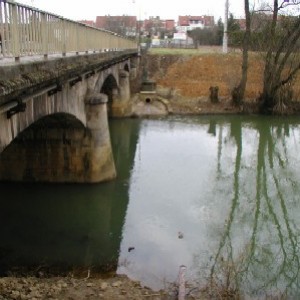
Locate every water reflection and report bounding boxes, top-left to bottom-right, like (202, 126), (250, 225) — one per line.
(209, 117), (300, 298)
(118, 116), (300, 298)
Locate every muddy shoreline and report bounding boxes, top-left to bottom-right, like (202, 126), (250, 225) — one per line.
(0, 274), (173, 300)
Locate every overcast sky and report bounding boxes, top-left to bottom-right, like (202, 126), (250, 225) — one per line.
(17, 0), (246, 22)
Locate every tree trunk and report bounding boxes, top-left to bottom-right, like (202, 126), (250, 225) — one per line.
(232, 0), (251, 105)
(260, 0), (280, 113)
(260, 5), (300, 114)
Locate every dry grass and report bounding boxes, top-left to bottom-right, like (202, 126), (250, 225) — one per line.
(149, 46), (224, 56)
(147, 47), (300, 103)
(151, 52), (263, 99)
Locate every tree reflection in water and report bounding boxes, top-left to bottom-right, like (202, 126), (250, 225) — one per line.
(208, 117), (300, 298)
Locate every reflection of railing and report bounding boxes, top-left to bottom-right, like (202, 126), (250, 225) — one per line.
(0, 0), (137, 61)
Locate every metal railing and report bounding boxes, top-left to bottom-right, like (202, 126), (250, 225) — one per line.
(0, 0), (137, 61)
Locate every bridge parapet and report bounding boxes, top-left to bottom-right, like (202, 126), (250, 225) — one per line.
(0, 0), (137, 61)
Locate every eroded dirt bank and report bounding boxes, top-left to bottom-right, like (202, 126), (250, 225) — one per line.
(138, 51), (300, 115)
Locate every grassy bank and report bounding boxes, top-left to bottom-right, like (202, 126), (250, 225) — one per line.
(145, 47), (300, 106)
(148, 46), (225, 56)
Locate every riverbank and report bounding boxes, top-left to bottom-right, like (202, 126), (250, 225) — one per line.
(0, 274), (170, 300)
(0, 273), (212, 299)
(140, 47), (300, 116)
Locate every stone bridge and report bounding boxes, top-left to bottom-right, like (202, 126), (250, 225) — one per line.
(0, 50), (139, 183)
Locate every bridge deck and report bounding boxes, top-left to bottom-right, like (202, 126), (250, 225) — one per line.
(0, 51), (109, 66)
(0, 49), (138, 108)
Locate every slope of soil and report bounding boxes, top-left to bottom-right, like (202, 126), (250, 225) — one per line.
(148, 52), (264, 99)
(143, 48), (300, 114)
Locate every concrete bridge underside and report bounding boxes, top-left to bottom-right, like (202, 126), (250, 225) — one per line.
(0, 51), (139, 183)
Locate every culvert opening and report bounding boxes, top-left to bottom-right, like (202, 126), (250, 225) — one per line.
(145, 98), (151, 103)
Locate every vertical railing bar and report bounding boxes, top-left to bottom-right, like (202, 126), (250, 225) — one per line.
(49, 15), (54, 54)
(17, 5), (22, 56)
(29, 8), (34, 54)
(55, 17), (59, 54)
(20, 6), (25, 55)
(41, 12), (47, 58)
(0, 1), (4, 57)
(33, 10), (39, 54)
(75, 23), (79, 54)
(51, 16), (56, 54)
(80, 25), (84, 52)
(4, 1), (11, 56)
(10, 1), (20, 60)
(28, 8), (33, 55)
(36, 10), (41, 55)
(36, 10), (41, 54)
(54, 17), (59, 54)
(72, 22), (76, 53)
(61, 18), (65, 56)
(48, 15), (52, 54)
(32, 10), (38, 54)
(25, 7), (30, 55)
(64, 19), (68, 53)
(72, 23), (75, 52)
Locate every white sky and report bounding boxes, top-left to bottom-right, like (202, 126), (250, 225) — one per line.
(17, 0), (246, 22)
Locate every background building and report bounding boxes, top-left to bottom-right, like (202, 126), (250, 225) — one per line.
(95, 15), (137, 37)
(177, 15), (215, 32)
(141, 16), (175, 38)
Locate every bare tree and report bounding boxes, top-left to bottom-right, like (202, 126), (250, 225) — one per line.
(259, 0), (300, 114)
(232, 0), (251, 105)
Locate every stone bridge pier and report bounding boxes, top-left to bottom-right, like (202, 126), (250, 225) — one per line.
(0, 52), (138, 183)
(110, 70), (131, 117)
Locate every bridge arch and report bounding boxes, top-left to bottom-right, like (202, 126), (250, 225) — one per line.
(0, 113), (93, 182)
(124, 63), (130, 72)
(100, 74), (119, 115)
(0, 87), (117, 183)
(0, 113), (85, 181)
(96, 65), (131, 118)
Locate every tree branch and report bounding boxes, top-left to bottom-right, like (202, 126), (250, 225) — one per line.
(279, 0), (300, 10)
(274, 61), (300, 91)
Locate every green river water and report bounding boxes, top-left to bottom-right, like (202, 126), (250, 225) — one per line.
(0, 115), (300, 298)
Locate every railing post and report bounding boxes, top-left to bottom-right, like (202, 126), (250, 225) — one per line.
(75, 26), (80, 55)
(85, 26), (88, 54)
(10, 1), (21, 61)
(0, 2), (5, 57)
(62, 19), (66, 56)
(41, 12), (48, 59)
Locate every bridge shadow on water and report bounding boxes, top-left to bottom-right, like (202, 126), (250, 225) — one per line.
(0, 118), (140, 277)
(0, 182), (127, 276)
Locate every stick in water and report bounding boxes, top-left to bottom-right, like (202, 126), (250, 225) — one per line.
(178, 265), (187, 300)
